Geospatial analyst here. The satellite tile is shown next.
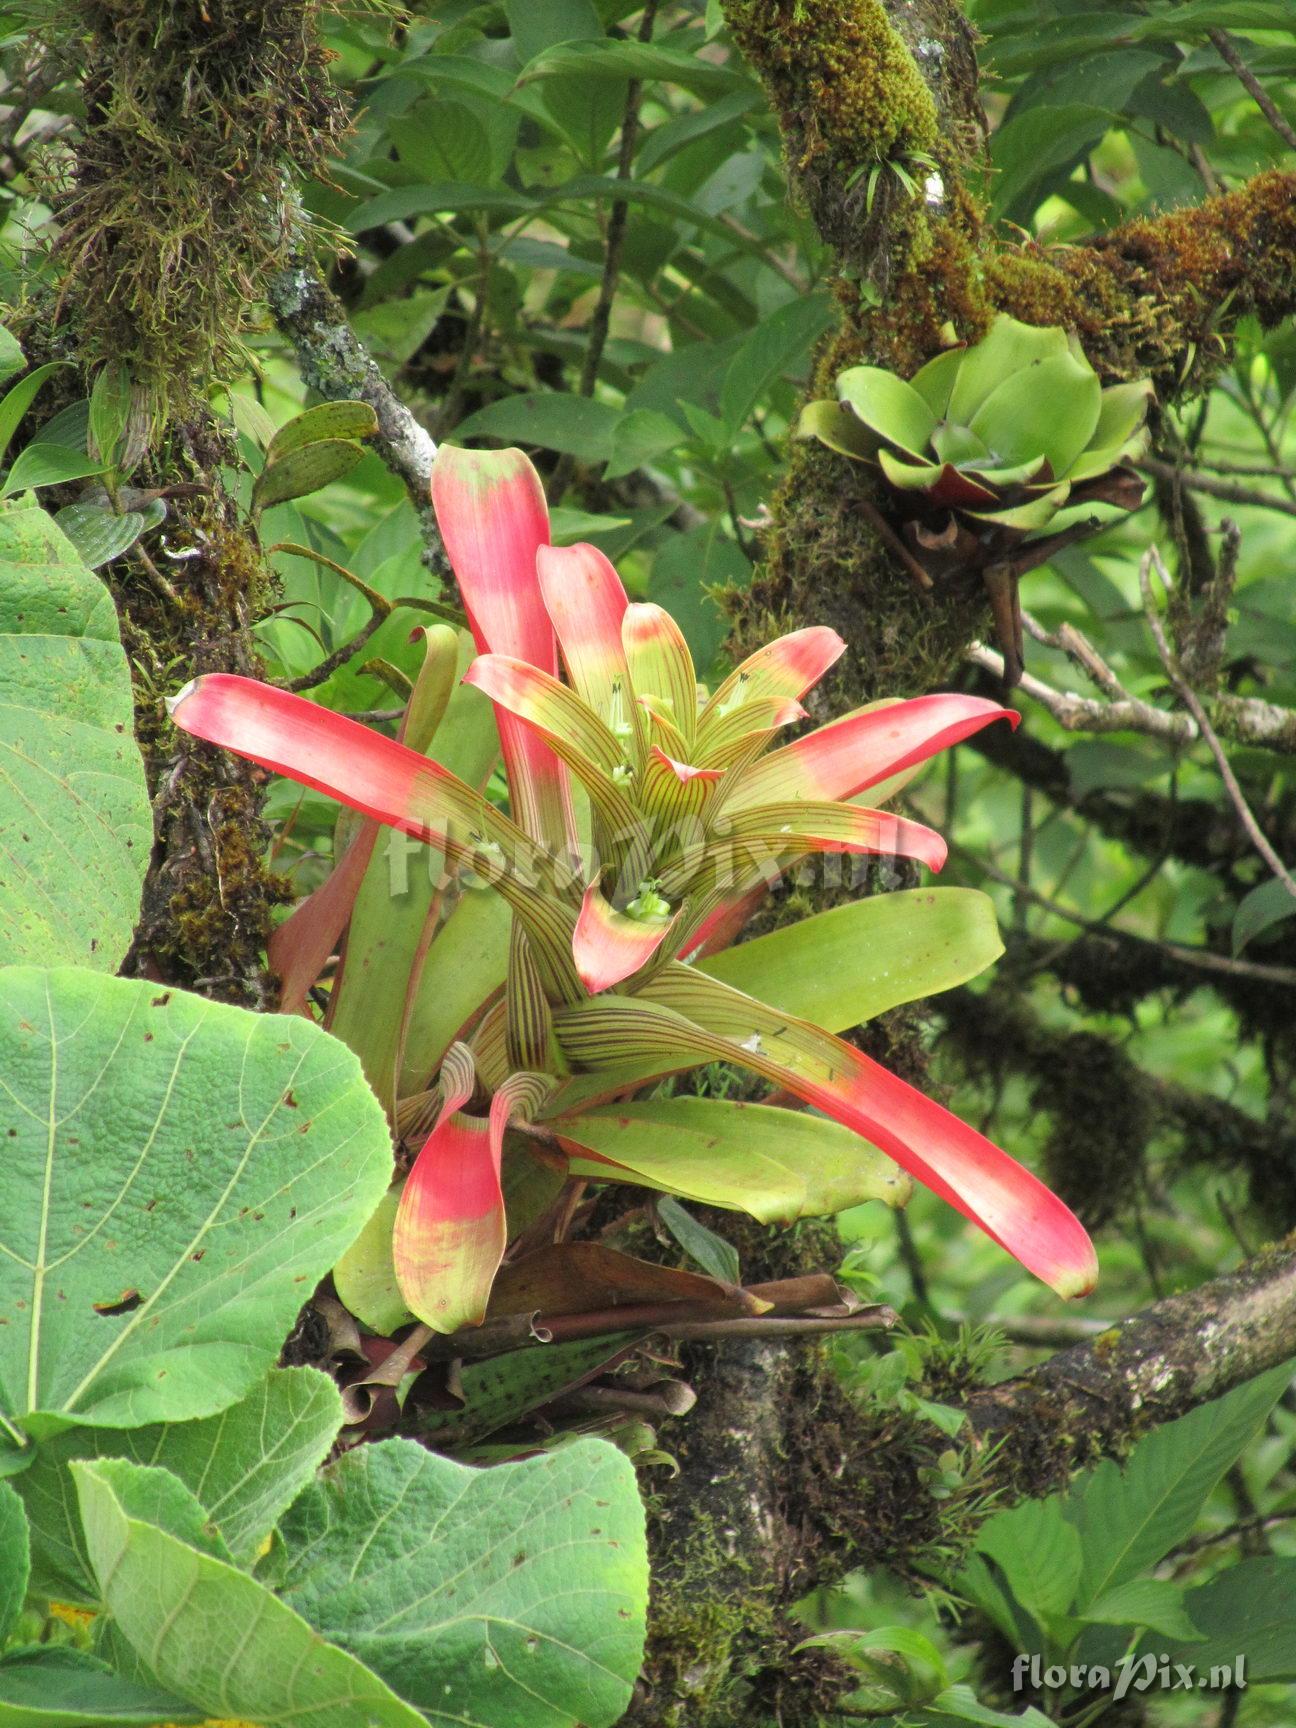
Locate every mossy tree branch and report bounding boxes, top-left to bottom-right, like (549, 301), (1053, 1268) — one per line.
(720, 0), (1296, 701)
(964, 1235), (1296, 1479)
(33, 1), (356, 1005)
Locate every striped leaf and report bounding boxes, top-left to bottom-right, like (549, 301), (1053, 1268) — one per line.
(729, 694), (1017, 810)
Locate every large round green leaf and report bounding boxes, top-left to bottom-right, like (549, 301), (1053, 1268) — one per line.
(17, 1367), (343, 1604)
(0, 968), (393, 1439)
(0, 502), (150, 971)
(278, 1435), (648, 1728)
(72, 1459), (426, 1728)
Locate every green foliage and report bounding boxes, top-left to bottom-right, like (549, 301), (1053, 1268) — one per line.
(0, 459), (655, 1721)
(0, 966), (392, 1434)
(2, 1), (1296, 1722)
(0, 503), (150, 972)
(800, 315), (1152, 547)
(277, 1437), (647, 1727)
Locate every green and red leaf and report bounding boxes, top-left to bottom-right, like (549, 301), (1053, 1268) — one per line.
(430, 444), (575, 855)
(728, 694), (1017, 810)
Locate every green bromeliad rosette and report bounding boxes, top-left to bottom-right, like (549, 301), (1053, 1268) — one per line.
(799, 315), (1153, 680)
(168, 443), (1098, 1337)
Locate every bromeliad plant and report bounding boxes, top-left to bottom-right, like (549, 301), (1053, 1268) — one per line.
(169, 445), (1098, 1337)
(799, 315), (1153, 681)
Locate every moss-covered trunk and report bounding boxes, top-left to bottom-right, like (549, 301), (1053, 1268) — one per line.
(32, 0), (350, 1003)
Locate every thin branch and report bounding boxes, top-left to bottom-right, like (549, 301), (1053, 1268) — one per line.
(1141, 546), (1296, 909)
(1141, 455), (1296, 520)
(579, 2), (658, 402)
(1209, 28), (1296, 154)
(968, 640), (1197, 742)
(715, 212), (811, 294)
(1190, 454), (1296, 480)
(970, 637), (1296, 755)
(283, 612), (387, 692)
(956, 846), (1296, 989)
(548, 2), (659, 498)
(1168, 1510), (1296, 1561)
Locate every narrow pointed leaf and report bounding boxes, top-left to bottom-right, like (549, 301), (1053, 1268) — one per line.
(536, 540), (631, 726)
(638, 696), (693, 764)
(728, 694), (1017, 810)
(671, 800), (948, 895)
(464, 653), (647, 870)
(648, 969), (1097, 1297)
(430, 444), (574, 855)
(167, 673), (584, 1001)
(553, 976), (1097, 1297)
(699, 626), (844, 736)
(269, 822), (380, 1016)
(694, 695), (806, 769)
(465, 652), (626, 776)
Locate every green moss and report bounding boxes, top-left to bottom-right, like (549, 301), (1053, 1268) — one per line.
(988, 169), (1296, 391)
(114, 469), (290, 1006)
(723, 0), (944, 281)
(725, 0), (938, 179)
(45, 0), (351, 422)
(639, 1509), (779, 1727)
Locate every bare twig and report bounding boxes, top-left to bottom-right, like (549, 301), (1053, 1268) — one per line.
(1191, 455), (1296, 481)
(579, 2), (658, 402)
(958, 846), (1296, 989)
(1141, 455), (1296, 520)
(284, 612), (387, 692)
(1141, 546), (1296, 909)
(968, 640), (1197, 742)
(548, 2), (659, 499)
(1209, 28), (1296, 154)
(970, 638), (1296, 755)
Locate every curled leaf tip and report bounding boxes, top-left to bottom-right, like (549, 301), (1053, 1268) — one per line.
(164, 677), (200, 718)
